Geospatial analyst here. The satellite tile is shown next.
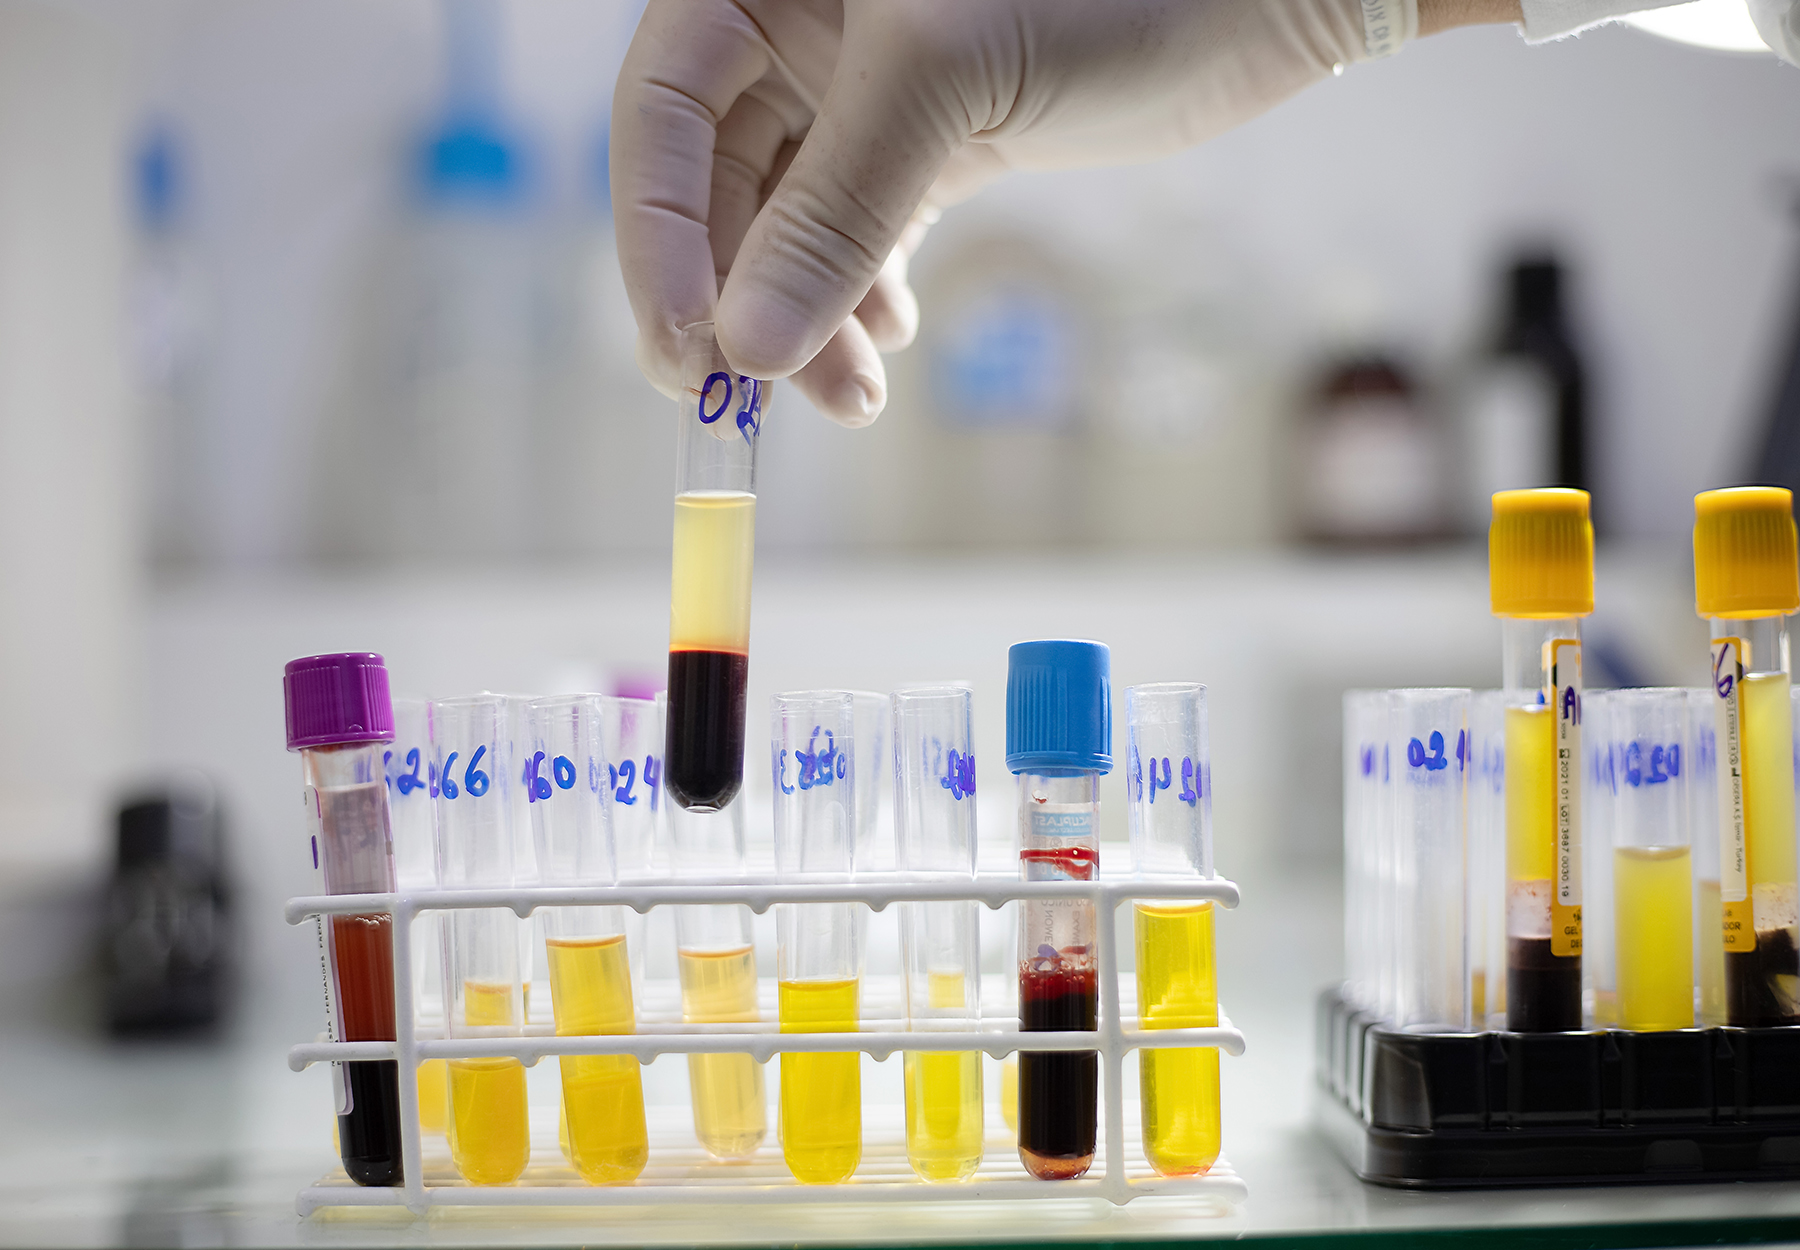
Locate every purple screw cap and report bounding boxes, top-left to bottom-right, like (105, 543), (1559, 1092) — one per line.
(284, 652), (395, 751)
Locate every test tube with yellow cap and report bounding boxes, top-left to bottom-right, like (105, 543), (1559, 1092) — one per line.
(1489, 488), (1593, 1032)
(1693, 486), (1800, 1027)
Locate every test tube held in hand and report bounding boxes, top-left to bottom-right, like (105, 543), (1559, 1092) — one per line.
(1490, 490), (1593, 1032)
(666, 323), (769, 812)
(772, 690), (862, 1184)
(893, 685), (984, 1182)
(285, 653), (403, 1187)
(1125, 683), (1219, 1177)
(1008, 641), (1111, 1181)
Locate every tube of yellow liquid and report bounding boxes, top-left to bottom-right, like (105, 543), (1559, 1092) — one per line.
(1602, 689), (1696, 1030)
(1687, 688), (1727, 1025)
(434, 695), (530, 1185)
(893, 685), (984, 1182)
(1126, 682), (1220, 1177)
(668, 792), (768, 1160)
(1694, 486), (1800, 1027)
(1490, 488), (1594, 1032)
(666, 323), (767, 814)
(527, 694), (648, 1184)
(772, 690), (862, 1184)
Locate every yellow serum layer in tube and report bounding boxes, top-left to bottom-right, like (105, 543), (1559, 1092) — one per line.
(1724, 669), (1799, 1024)
(1135, 902), (1221, 1177)
(447, 980), (529, 1185)
(679, 946), (768, 1160)
(546, 935), (648, 1184)
(779, 978), (861, 1184)
(903, 971), (984, 1182)
(1613, 846), (1694, 1031)
(670, 491), (755, 653)
(1505, 703), (1581, 1031)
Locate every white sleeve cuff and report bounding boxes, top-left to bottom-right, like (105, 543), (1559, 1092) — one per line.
(1748, 0), (1800, 63)
(1518, 0), (1690, 41)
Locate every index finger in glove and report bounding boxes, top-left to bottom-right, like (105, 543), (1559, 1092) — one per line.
(610, 0), (782, 397)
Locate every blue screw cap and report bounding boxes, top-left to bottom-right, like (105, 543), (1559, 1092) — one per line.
(1005, 640), (1112, 776)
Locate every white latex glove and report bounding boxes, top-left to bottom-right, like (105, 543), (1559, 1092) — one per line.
(611, 0), (1367, 426)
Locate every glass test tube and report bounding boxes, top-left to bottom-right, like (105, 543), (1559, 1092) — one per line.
(1391, 690), (1470, 1033)
(386, 696), (447, 1135)
(528, 695), (648, 1184)
(1689, 688), (1726, 1025)
(1490, 488), (1594, 1032)
(1125, 683), (1220, 1178)
(434, 695), (530, 1185)
(1694, 487), (1800, 1027)
(893, 685), (984, 1182)
(1583, 692), (1618, 1026)
(666, 322), (769, 813)
(1468, 691), (1507, 1026)
(285, 652), (403, 1187)
(772, 690), (861, 1184)
(1008, 640), (1111, 1182)
(669, 796), (768, 1159)
(1607, 689), (1695, 1031)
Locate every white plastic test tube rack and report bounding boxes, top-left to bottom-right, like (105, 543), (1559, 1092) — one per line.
(287, 873), (1246, 1215)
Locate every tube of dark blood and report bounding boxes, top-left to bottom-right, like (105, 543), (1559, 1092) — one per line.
(665, 322), (769, 812)
(285, 651), (402, 1186)
(1007, 640), (1112, 1181)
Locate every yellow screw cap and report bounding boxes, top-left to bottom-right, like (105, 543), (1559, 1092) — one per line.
(1693, 486), (1799, 619)
(1489, 488), (1594, 618)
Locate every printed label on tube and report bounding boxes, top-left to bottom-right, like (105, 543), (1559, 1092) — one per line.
(1548, 640), (1583, 957)
(1712, 638), (1753, 952)
(304, 784), (351, 1115)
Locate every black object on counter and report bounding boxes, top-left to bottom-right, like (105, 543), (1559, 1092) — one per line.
(1316, 987), (1800, 1188)
(105, 786), (232, 1034)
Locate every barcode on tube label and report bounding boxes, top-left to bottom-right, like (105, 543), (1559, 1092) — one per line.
(1713, 637), (1750, 914)
(1549, 639), (1583, 956)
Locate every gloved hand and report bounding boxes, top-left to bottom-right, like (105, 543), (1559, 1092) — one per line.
(611, 0), (1368, 426)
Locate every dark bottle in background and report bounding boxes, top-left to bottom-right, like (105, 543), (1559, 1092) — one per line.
(104, 784), (232, 1035)
(1295, 352), (1448, 545)
(1460, 255), (1589, 532)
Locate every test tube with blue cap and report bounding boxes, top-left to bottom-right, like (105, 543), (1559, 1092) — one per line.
(1008, 640), (1110, 1182)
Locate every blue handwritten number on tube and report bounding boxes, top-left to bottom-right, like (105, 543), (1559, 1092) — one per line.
(463, 746), (489, 798)
(440, 752), (459, 799)
(941, 748), (975, 799)
(1407, 732), (1449, 772)
(737, 378), (762, 444)
(777, 748), (794, 796)
(1148, 757), (1171, 803)
(396, 748), (423, 795)
(644, 755), (661, 810)
(614, 759), (638, 805)
(553, 755), (576, 791)
(698, 372), (731, 423)
(1179, 757), (1199, 806)
(526, 751), (552, 802)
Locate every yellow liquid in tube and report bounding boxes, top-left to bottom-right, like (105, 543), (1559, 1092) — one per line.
(670, 492), (755, 653)
(1699, 878), (1726, 1025)
(547, 935), (648, 1184)
(418, 1058), (447, 1133)
(1135, 902), (1221, 1177)
(779, 978), (861, 1183)
(679, 946), (767, 1159)
(447, 980), (529, 1185)
(1614, 846), (1694, 1031)
(1742, 671), (1797, 897)
(1505, 704), (1556, 885)
(903, 971), (984, 1181)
